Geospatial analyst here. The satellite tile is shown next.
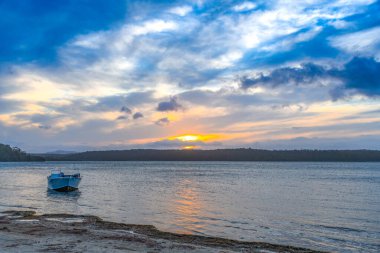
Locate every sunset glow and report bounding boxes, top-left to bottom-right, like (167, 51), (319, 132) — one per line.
(182, 145), (198, 150)
(1, 2), (379, 252)
(169, 134), (220, 143)
(0, 0), (379, 152)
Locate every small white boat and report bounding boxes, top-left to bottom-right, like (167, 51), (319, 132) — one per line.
(47, 170), (81, 192)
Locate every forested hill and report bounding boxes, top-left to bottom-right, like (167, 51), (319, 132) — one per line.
(45, 149), (380, 162)
(0, 144), (45, 162)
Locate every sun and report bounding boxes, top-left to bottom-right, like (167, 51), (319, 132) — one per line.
(168, 134), (220, 143)
(182, 145), (197, 150)
(176, 135), (200, 142)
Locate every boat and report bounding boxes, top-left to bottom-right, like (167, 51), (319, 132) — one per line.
(47, 170), (81, 192)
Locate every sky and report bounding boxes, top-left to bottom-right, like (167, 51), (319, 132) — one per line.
(0, 0), (380, 152)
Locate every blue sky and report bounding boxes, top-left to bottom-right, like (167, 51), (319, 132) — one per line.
(0, 0), (379, 152)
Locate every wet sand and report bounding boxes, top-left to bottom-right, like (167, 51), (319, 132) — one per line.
(0, 210), (323, 253)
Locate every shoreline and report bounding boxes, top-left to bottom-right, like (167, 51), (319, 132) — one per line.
(0, 210), (324, 253)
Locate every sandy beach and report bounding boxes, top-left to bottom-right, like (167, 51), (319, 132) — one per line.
(0, 210), (323, 253)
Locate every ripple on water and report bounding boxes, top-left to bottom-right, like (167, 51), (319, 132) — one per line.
(0, 161), (379, 253)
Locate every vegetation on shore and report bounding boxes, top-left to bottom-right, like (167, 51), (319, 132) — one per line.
(0, 143), (45, 162)
(2, 141), (380, 162)
(44, 149), (380, 162)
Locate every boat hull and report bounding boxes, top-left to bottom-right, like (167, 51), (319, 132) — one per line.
(52, 186), (78, 192)
(48, 177), (81, 192)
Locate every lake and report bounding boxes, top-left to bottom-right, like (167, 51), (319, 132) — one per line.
(0, 161), (379, 252)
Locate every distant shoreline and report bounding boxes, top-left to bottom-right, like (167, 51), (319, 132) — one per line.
(2, 145), (380, 162)
(36, 149), (380, 162)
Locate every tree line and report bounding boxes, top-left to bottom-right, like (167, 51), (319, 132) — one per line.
(0, 143), (45, 162)
(44, 148), (380, 162)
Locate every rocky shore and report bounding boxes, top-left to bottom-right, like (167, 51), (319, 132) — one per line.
(0, 210), (323, 253)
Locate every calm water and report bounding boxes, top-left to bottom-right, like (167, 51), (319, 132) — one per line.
(0, 161), (379, 252)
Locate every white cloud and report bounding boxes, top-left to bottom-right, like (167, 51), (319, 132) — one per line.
(1, 0), (379, 151)
(328, 19), (352, 29)
(209, 51), (243, 69)
(329, 26), (380, 60)
(232, 2), (257, 12)
(261, 26), (322, 52)
(63, 0), (377, 91)
(71, 32), (108, 49)
(169, 5), (192, 16)
(331, 0), (376, 7)
(130, 19), (178, 36)
(71, 19), (178, 52)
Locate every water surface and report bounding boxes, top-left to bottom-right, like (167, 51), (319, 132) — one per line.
(0, 161), (379, 252)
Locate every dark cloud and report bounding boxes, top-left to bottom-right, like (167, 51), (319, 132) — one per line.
(116, 115), (127, 120)
(240, 57), (380, 98)
(120, 106), (132, 114)
(133, 112), (143, 119)
(38, 125), (51, 130)
(157, 97), (182, 111)
(155, 117), (170, 126)
(240, 63), (328, 89)
(336, 57), (380, 97)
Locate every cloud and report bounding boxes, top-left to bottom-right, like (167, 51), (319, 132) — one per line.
(116, 115), (127, 120)
(120, 106), (132, 114)
(82, 96), (126, 112)
(13, 113), (62, 128)
(338, 108), (380, 120)
(240, 63), (328, 89)
(336, 57), (380, 97)
(329, 26), (380, 60)
(157, 97), (183, 111)
(240, 57), (380, 98)
(38, 125), (51, 130)
(168, 5), (192, 16)
(124, 91), (155, 105)
(1, 0), (380, 152)
(54, 0), (376, 91)
(232, 2), (257, 12)
(0, 0), (127, 63)
(73, 92), (153, 113)
(0, 98), (22, 113)
(328, 20), (352, 29)
(133, 112), (143, 119)
(128, 19), (178, 36)
(155, 117), (170, 126)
